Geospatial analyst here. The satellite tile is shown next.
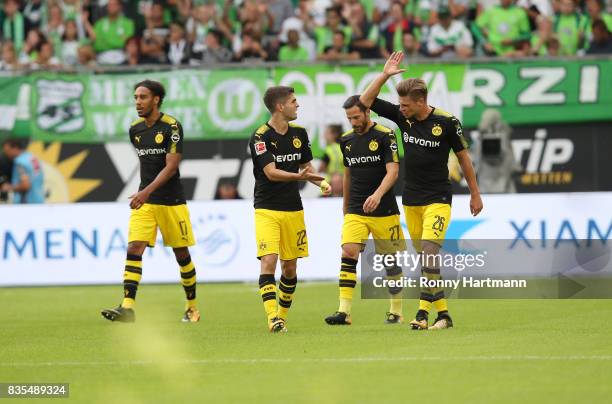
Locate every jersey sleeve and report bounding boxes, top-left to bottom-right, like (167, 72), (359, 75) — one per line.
(168, 121), (184, 154)
(300, 129), (313, 164)
(339, 137), (350, 167)
(447, 116), (468, 153)
(250, 132), (275, 168)
(381, 131), (400, 164)
(370, 97), (402, 123)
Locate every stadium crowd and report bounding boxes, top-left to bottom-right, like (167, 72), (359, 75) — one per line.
(0, 0), (610, 70)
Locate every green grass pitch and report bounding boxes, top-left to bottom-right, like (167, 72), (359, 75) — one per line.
(1, 282), (611, 403)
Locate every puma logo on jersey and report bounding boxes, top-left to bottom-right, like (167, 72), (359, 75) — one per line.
(135, 136), (141, 143)
(271, 141), (278, 148)
(345, 155), (382, 166)
(275, 153), (301, 162)
(345, 145), (352, 152)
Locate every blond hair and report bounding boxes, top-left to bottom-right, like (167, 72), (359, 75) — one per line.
(396, 78), (428, 101)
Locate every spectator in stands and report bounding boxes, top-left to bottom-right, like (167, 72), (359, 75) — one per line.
(2, 0), (26, 52)
(319, 124), (344, 183)
(546, 36), (561, 55)
(318, 30), (360, 60)
(141, 1), (170, 63)
(45, 2), (66, 51)
(582, 0), (612, 47)
(518, 0), (554, 31)
(32, 40), (60, 69)
(530, 14), (553, 55)
(76, 43), (96, 67)
(314, 7), (352, 55)
(586, 18), (612, 53)
(60, 19), (81, 66)
(381, 1), (419, 57)
(554, 0), (585, 55)
(277, 0), (317, 60)
(123, 36), (141, 66)
(427, 6), (473, 58)
(23, 0), (45, 32)
(214, 180), (242, 199)
(278, 28), (310, 61)
(18, 28), (45, 64)
(401, 30), (420, 59)
(85, 0), (135, 64)
(475, 0), (531, 56)
(234, 29), (268, 61)
(268, 0), (294, 34)
(1, 138), (45, 204)
(167, 22), (189, 65)
(190, 28), (233, 64)
(347, 2), (382, 59)
(186, 1), (232, 54)
(0, 41), (20, 70)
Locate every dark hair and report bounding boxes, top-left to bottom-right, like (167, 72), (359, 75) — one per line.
(342, 95), (367, 111)
(263, 86), (295, 114)
(327, 124), (343, 141)
(592, 18), (609, 33)
(133, 80), (166, 107)
(333, 30), (346, 39)
(2, 137), (24, 149)
(207, 28), (223, 44)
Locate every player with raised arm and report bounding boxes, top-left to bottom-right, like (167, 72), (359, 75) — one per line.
(101, 80), (200, 323)
(359, 52), (483, 330)
(249, 86), (331, 333)
(324, 95), (406, 326)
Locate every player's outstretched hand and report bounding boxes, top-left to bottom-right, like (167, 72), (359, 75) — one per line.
(129, 189), (150, 209)
(470, 193), (483, 216)
(383, 51), (406, 77)
(363, 193), (381, 213)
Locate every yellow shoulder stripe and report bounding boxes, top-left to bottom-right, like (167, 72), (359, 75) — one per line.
(130, 118), (145, 126)
(432, 108), (453, 118)
(255, 124), (269, 135)
(341, 129), (354, 137)
(374, 123), (393, 133)
(160, 114), (177, 125)
(288, 122), (304, 129)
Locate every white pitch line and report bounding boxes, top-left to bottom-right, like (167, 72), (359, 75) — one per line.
(2, 355), (612, 368)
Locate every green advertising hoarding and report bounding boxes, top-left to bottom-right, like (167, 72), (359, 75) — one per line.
(1, 58), (610, 143)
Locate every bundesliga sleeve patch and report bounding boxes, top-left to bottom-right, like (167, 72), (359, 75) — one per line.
(255, 142), (267, 155)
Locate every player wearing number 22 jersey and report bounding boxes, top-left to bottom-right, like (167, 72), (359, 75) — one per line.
(249, 86), (329, 333)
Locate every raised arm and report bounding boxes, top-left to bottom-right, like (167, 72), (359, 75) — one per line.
(359, 51), (406, 108)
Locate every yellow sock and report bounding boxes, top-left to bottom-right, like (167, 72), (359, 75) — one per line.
(122, 254), (142, 308)
(277, 275), (297, 321)
(178, 256), (197, 309)
(338, 257), (358, 314)
(259, 274), (277, 321)
(433, 293), (448, 313)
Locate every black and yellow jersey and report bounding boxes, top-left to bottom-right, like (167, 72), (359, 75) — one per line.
(129, 113), (186, 205)
(249, 122), (313, 211)
(340, 122), (400, 217)
(371, 98), (468, 206)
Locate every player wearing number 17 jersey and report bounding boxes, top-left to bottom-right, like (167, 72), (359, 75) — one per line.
(360, 52), (483, 330)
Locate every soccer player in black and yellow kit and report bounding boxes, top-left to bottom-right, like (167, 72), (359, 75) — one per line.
(325, 95), (406, 326)
(360, 52), (483, 330)
(249, 86), (330, 333)
(101, 80), (200, 323)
